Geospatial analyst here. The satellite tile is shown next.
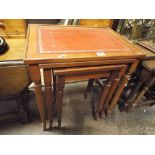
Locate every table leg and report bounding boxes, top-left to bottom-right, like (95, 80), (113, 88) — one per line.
(108, 75), (130, 114)
(94, 71), (117, 120)
(104, 66), (127, 115)
(96, 70), (120, 119)
(95, 84), (111, 119)
(104, 78), (120, 115)
(108, 60), (139, 114)
(53, 74), (57, 104)
(84, 79), (94, 99)
(56, 75), (65, 128)
(29, 65), (46, 131)
(43, 68), (53, 130)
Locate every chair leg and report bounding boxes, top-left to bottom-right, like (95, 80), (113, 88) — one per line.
(127, 76), (155, 111)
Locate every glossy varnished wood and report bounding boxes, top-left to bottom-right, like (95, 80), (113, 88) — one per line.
(28, 65), (46, 130)
(24, 25), (144, 65)
(0, 39), (25, 62)
(43, 68), (53, 129)
(0, 19), (26, 38)
(24, 24), (146, 130)
(108, 75), (130, 114)
(104, 65), (127, 113)
(54, 65), (126, 127)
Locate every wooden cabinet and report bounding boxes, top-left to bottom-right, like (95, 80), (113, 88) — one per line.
(0, 19), (31, 123)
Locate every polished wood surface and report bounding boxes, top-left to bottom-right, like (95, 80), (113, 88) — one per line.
(142, 60), (155, 71)
(54, 65), (125, 127)
(0, 65), (30, 96)
(0, 19), (26, 62)
(0, 19), (30, 96)
(0, 19), (31, 124)
(25, 25), (144, 64)
(135, 43), (155, 60)
(0, 38), (25, 62)
(0, 19), (26, 38)
(43, 68), (53, 129)
(28, 65), (46, 130)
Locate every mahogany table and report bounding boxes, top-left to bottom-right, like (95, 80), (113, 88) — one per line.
(53, 64), (127, 128)
(24, 24), (145, 130)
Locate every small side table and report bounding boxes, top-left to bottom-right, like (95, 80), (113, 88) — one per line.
(25, 25), (144, 130)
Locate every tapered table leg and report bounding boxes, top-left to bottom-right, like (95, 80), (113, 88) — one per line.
(56, 75), (65, 128)
(96, 70), (118, 119)
(108, 75), (130, 114)
(44, 68), (53, 130)
(107, 61), (139, 114)
(95, 83), (111, 120)
(104, 66), (127, 115)
(29, 65), (46, 131)
(104, 79), (119, 115)
(53, 74), (57, 104)
(84, 79), (94, 99)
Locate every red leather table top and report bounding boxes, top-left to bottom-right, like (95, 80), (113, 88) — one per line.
(25, 25), (145, 64)
(38, 27), (129, 54)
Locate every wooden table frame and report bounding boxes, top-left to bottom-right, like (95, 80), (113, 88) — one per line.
(84, 59), (140, 116)
(25, 25), (145, 130)
(28, 59), (139, 130)
(53, 65), (127, 128)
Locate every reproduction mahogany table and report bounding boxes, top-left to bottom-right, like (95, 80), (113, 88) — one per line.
(53, 64), (127, 128)
(24, 24), (145, 130)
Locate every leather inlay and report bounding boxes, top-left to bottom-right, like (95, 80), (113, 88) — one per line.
(38, 27), (129, 54)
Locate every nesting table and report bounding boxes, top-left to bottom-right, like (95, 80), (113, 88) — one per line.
(24, 24), (145, 130)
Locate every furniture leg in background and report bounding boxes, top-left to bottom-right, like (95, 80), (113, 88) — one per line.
(104, 65), (127, 115)
(84, 79), (95, 99)
(56, 76), (65, 129)
(126, 60), (155, 111)
(108, 60), (140, 114)
(95, 70), (119, 119)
